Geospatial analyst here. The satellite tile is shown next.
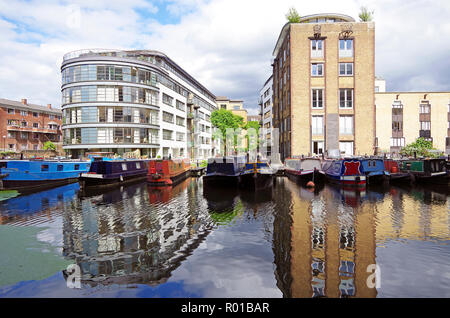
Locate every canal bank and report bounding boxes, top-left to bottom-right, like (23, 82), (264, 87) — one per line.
(0, 178), (449, 297)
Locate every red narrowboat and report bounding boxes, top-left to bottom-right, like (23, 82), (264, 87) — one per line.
(384, 159), (411, 183)
(147, 158), (191, 186)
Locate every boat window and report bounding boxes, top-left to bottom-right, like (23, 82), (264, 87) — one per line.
(122, 163), (128, 171)
(57, 165), (63, 171)
(136, 162), (141, 169)
(41, 165), (49, 172)
(74, 164), (80, 170)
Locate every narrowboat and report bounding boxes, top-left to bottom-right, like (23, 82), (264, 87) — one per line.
(0, 160), (90, 191)
(399, 158), (448, 185)
(239, 159), (276, 189)
(360, 158), (389, 184)
(80, 158), (148, 188)
(147, 158), (190, 186)
(284, 157), (324, 185)
(321, 158), (366, 188)
(203, 156), (246, 186)
(384, 159), (411, 183)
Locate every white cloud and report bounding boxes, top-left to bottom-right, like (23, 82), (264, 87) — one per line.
(0, 0), (449, 113)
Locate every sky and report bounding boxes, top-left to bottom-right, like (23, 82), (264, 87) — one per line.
(0, 0), (450, 115)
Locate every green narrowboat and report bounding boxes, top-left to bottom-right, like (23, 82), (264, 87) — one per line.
(399, 158), (448, 185)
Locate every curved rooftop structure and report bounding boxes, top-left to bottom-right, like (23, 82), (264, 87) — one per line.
(273, 13), (356, 56)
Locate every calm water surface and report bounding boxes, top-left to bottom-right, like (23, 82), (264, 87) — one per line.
(0, 177), (449, 297)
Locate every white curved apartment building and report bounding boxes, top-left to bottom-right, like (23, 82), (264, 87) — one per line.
(61, 49), (216, 159)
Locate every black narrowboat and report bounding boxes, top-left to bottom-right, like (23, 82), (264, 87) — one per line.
(80, 159), (148, 188)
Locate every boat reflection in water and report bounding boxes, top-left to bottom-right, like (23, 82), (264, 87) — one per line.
(0, 183), (80, 226)
(62, 178), (215, 287)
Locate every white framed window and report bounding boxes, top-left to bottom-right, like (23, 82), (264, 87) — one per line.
(312, 89), (324, 108)
(339, 39), (353, 57)
(419, 104), (430, 113)
(311, 40), (323, 58)
(311, 63), (324, 76)
(339, 63), (353, 76)
(7, 108), (15, 114)
(420, 121), (431, 130)
(339, 116), (353, 134)
(339, 141), (354, 156)
(339, 89), (353, 108)
(312, 115), (324, 135)
(390, 137), (405, 147)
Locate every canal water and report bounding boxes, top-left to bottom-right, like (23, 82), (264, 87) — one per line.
(0, 178), (448, 297)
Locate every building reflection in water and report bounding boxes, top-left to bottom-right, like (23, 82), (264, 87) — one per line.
(276, 180), (378, 298)
(62, 178), (215, 286)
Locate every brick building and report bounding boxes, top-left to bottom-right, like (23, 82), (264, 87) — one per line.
(0, 98), (62, 153)
(272, 13), (375, 160)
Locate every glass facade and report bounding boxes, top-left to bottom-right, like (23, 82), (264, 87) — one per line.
(63, 106), (158, 125)
(63, 127), (159, 145)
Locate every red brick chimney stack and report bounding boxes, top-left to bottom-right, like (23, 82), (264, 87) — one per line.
(21, 98), (27, 105)
(47, 104), (52, 109)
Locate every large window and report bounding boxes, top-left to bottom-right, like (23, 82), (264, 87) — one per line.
(339, 89), (353, 108)
(163, 129), (173, 140)
(312, 141), (324, 155)
(339, 63), (353, 76)
(339, 116), (353, 134)
(420, 121), (431, 130)
(339, 141), (354, 156)
(312, 115), (324, 135)
(311, 40), (324, 58)
(312, 89), (324, 108)
(176, 100), (185, 112)
(339, 39), (353, 58)
(176, 116), (185, 126)
(419, 104), (430, 113)
(390, 137), (405, 147)
(162, 111), (174, 123)
(311, 63), (324, 76)
(162, 93), (173, 106)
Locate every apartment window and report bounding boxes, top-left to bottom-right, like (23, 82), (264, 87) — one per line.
(339, 116), (353, 134)
(220, 104), (227, 109)
(311, 40), (324, 58)
(311, 63), (324, 76)
(312, 89), (324, 108)
(20, 110), (28, 116)
(339, 39), (353, 57)
(312, 141), (324, 155)
(33, 112), (39, 117)
(162, 111), (174, 123)
(7, 119), (18, 126)
(20, 132), (28, 139)
(49, 114), (55, 120)
(162, 129), (173, 140)
(390, 137), (405, 147)
(176, 116), (185, 126)
(339, 89), (353, 108)
(420, 121), (431, 130)
(176, 132), (185, 142)
(33, 145), (38, 150)
(162, 93), (173, 106)
(339, 63), (353, 76)
(392, 121), (403, 131)
(312, 115), (324, 135)
(8, 144), (15, 150)
(176, 100), (185, 112)
(339, 141), (354, 156)
(32, 133), (39, 139)
(233, 105), (240, 110)
(33, 123), (39, 128)
(7, 108), (15, 114)
(21, 121), (27, 127)
(419, 104), (430, 113)
(7, 131), (15, 138)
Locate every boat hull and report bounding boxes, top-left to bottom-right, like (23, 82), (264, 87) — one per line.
(203, 173), (240, 187)
(1, 177), (80, 192)
(413, 172), (449, 185)
(239, 172), (274, 189)
(285, 169), (324, 185)
(325, 174), (366, 188)
(148, 168), (191, 186)
(80, 172), (147, 189)
(389, 172), (412, 184)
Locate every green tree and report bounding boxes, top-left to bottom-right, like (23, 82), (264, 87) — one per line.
(400, 137), (443, 158)
(211, 109), (245, 153)
(359, 6), (374, 22)
(285, 7), (301, 23)
(244, 121), (260, 151)
(43, 141), (56, 151)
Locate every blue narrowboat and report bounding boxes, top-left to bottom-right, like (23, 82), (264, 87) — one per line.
(0, 160), (90, 191)
(360, 158), (389, 184)
(321, 158), (366, 188)
(203, 156), (246, 186)
(239, 159), (276, 189)
(79, 158), (148, 188)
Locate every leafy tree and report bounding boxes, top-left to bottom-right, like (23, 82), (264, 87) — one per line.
(359, 6), (374, 22)
(244, 121), (260, 151)
(43, 141), (56, 151)
(286, 7), (301, 23)
(400, 137), (443, 158)
(211, 109), (245, 153)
